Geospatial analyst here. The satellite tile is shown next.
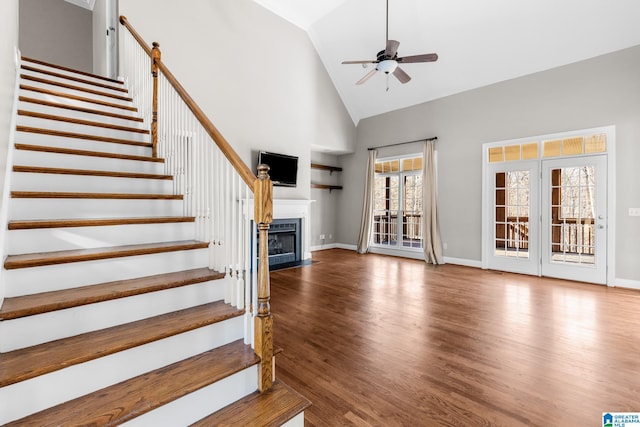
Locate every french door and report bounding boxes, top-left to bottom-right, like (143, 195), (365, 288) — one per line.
(486, 161), (540, 276)
(484, 129), (610, 285)
(541, 155), (607, 284)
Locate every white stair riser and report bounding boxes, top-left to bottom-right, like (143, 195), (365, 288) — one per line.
(20, 68), (129, 97)
(19, 88), (140, 117)
(123, 367), (258, 427)
(9, 198), (183, 220)
(14, 131), (150, 157)
(18, 100), (146, 129)
(11, 172), (173, 195)
(13, 148), (165, 175)
(0, 279), (228, 351)
(4, 248), (210, 297)
(17, 115), (150, 143)
(20, 59), (125, 87)
(7, 221), (193, 253)
(282, 413), (305, 427)
(20, 79), (134, 108)
(0, 318), (245, 425)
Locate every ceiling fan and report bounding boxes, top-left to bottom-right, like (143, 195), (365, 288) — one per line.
(341, 0), (438, 86)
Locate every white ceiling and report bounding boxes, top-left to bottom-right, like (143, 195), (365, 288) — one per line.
(254, 0), (640, 123)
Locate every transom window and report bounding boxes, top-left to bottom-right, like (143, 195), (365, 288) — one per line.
(373, 155), (423, 250)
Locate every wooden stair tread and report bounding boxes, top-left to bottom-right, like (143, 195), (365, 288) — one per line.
(4, 341), (258, 427)
(4, 240), (208, 270)
(21, 74), (133, 102)
(11, 191), (182, 200)
(19, 96), (144, 122)
(191, 380), (311, 427)
(18, 110), (149, 134)
(20, 85), (138, 112)
(16, 126), (152, 148)
(15, 143), (164, 163)
(0, 302), (245, 388)
(13, 165), (172, 180)
(21, 56), (124, 85)
(0, 267), (223, 320)
(8, 216), (193, 230)
(21, 64), (128, 93)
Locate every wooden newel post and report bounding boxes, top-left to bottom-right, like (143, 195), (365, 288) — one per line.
(254, 164), (273, 392)
(151, 42), (161, 158)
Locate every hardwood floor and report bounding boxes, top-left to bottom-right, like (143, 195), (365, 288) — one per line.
(271, 249), (640, 426)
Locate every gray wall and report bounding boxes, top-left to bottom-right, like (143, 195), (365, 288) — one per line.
(310, 152), (341, 249)
(118, 0), (356, 201)
(19, 0), (93, 72)
(339, 45), (640, 283)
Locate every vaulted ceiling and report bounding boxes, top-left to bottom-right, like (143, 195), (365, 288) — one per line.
(254, 0), (640, 123)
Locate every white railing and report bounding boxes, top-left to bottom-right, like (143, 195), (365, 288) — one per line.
(157, 72), (252, 309)
(119, 16), (274, 392)
(119, 20), (253, 312)
(120, 30), (153, 126)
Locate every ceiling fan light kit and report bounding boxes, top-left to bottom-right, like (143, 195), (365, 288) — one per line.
(377, 59), (398, 74)
(342, 0), (438, 87)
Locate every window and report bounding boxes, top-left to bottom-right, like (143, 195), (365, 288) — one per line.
(372, 155), (423, 250)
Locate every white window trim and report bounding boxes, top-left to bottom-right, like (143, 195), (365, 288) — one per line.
(481, 125), (616, 286)
(371, 153), (425, 255)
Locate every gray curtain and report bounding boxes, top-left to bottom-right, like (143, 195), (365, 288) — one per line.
(422, 140), (445, 264)
(357, 149), (377, 254)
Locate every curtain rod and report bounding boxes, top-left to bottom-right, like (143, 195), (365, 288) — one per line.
(367, 137), (437, 151)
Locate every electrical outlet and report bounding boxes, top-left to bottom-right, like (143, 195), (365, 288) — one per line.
(443, 242), (448, 250)
(329, 234), (332, 239)
(320, 234), (325, 239)
(629, 208), (640, 217)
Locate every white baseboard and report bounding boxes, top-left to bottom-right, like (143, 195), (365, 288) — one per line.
(443, 257), (482, 268)
(335, 243), (357, 251)
(311, 243), (339, 252)
(613, 278), (640, 290)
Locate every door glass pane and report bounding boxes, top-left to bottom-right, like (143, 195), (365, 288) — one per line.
(549, 166), (595, 265)
(495, 171), (530, 259)
(403, 175), (423, 248)
(373, 175), (399, 246)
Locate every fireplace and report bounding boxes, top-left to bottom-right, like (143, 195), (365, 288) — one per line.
(263, 218), (302, 267)
(244, 199), (313, 272)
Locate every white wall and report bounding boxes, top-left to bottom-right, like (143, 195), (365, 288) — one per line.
(0, 0), (19, 305)
(19, 0), (93, 72)
(118, 0), (356, 201)
(338, 45), (640, 284)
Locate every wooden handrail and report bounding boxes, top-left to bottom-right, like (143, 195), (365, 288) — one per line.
(119, 15), (257, 189)
(120, 15), (274, 392)
(119, 16), (152, 57)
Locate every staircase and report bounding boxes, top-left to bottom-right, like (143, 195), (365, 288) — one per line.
(0, 57), (309, 426)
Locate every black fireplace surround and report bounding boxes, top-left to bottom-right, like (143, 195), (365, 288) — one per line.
(257, 218), (302, 269)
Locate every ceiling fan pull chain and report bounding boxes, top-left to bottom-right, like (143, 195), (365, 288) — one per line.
(386, 74), (390, 92)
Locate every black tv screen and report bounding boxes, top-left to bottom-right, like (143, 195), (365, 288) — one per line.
(258, 151), (298, 187)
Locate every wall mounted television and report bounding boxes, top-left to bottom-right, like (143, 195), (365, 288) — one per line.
(258, 151), (298, 187)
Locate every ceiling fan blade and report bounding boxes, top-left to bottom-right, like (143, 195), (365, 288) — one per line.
(342, 60), (378, 65)
(356, 69), (378, 85)
(393, 66), (411, 84)
(385, 40), (400, 58)
(397, 53), (439, 63)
